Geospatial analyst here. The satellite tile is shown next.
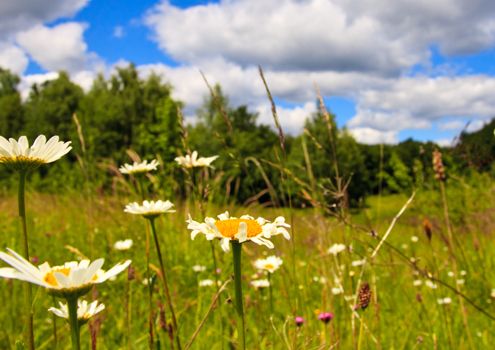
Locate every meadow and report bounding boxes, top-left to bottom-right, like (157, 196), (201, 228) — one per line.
(0, 163), (494, 349)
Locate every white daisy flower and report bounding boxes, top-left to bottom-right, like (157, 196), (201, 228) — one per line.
(254, 256), (283, 273)
(411, 236), (419, 243)
(331, 287), (343, 295)
(0, 248), (131, 298)
(49, 300), (105, 324)
(425, 280), (438, 289)
(119, 159), (159, 175)
(192, 265), (206, 273)
(447, 271), (454, 277)
(0, 135), (71, 170)
(328, 244), (346, 256)
(199, 279), (215, 287)
(437, 297), (452, 305)
(113, 239), (133, 251)
(251, 279), (270, 289)
(351, 259), (366, 267)
(187, 211), (290, 252)
(124, 200), (175, 218)
(175, 151), (218, 168)
(413, 279), (422, 287)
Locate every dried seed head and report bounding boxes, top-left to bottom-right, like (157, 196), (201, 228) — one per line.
(357, 282), (372, 310)
(432, 149), (446, 181)
(423, 218), (433, 242)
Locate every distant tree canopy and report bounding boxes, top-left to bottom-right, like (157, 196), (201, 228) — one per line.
(0, 65), (493, 206)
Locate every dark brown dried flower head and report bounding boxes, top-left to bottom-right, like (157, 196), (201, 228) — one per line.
(357, 282), (372, 310)
(432, 149), (446, 181)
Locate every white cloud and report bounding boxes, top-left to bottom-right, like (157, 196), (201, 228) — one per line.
(0, 0), (88, 40)
(19, 72), (59, 99)
(434, 138), (455, 147)
(438, 120), (465, 130)
(0, 43), (28, 74)
(348, 127), (398, 145)
(113, 26), (125, 38)
(16, 22), (100, 73)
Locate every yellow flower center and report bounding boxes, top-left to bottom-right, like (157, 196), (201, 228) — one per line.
(264, 263), (274, 270)
(43, 267), (71, 287)
(215, 219), (262, 238)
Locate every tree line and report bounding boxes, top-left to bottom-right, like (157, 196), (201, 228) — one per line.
(0, 64), (493, 207)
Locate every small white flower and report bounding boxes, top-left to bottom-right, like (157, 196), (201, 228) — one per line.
(113, 239), (133, 251)
(413, 280), (422, 287)
(175, 151), (218, 168)
(401, 244), (409, 250)
(328, 244), (346, 256)
(49, 300), (105, 323)
(425, 280), (437, 289)
(254, 255), (283, 273)
(448, 271), (455, 277)
(351, 259), (365, 267)
(456, 279), (465, 285)
(199, 279), (215, 287)
(119, 159), (159, 175)
(0, 135), (71, 170)
(490, 289), (495, 298)
(437, 297), (452, 305)
(0, 248), (130, 298)
(251, 279), (270, 289)
(460, 270), (467, 276)
(349, 270), (355, 277)
(187, 211), (290, 252)
(331, 287), (343, 295)
(124, 200), (175, 218)
(411, 236), (419, 243)
(192, 265), (206, 273)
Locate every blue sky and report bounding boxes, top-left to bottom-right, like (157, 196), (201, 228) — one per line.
(3, 0), (495, 144)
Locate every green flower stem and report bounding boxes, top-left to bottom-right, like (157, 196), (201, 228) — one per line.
(67, 297), (81, 350)
(145, 222), (154, 350)
(148, 218), (181, 350)
(231, 241), (245, 350)
(18, 170), (35, 350)
(268, 273), (273, 315)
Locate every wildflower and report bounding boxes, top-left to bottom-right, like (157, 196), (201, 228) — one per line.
(318, 312), (334, 324)
(425, 280), (437, 289)
(411, 236), (419, 243)
(254, 255), (283, 273)
(328, 243), (346, 256)
(187, 211), (290, 252)
(175, 151), (218, 168)
(447, 271), (454, 277)
(432, 149), (446, 181)
(351, 259), (365, 267)
(295, 316), (305, 327)
(192, 265), (206, 273)
(456, 279), (465, 285)
(413, 280), (422, 287)
(423, 218), (433, 241)
(49, 300), (105, 324)
(124, 200), (175, 219)
(199, 279), (215, 287)
(0, 135), (71, 170)
(460, 270), (467, 276)
(251, 279), (270, 289)
(113, 239), (133, 251)
(437, 297), (452, 305)
(119, 159), (159, 175)
(331, 287), (343, 295)
(0, 248), (131, 298)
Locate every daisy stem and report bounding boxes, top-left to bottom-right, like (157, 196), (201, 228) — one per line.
(149, 218), (182, 350)
(67, 297), (81, 350)
(18, 170), (35, 350)
(145, 221), (154, 350)
(231, 241), (245, 350)
(268, 273), (273, 315)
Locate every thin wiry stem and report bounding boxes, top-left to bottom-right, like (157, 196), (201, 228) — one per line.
(149, 218), (182, 350)
(231, 241), (246, 350)
(18, 170), (35, 350)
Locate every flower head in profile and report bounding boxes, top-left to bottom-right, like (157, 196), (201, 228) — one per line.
(113, 239), (133, 251)
(49, 300), (105, 324)
(295, 316), (305, 327)
(0, 135), (71, 170)
(187, 211), (290, 252)
(175, 151), (218, 168)
(119, 159), (159, 175)
(251, 279), (270, 289)
(0, 248), (131, 298)
(328, 243), (346, 256)
(124, 200), (175, 219)
(254, 255), (283, 273)
(318, 312), (334, 324)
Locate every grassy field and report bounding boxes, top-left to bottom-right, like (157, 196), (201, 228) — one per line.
(0, 174), (494, 350)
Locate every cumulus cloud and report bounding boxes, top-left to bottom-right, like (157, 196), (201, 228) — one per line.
(0, 0), (88, 40)
(0, 43), (29, 74)
(348, 127), (398, 145)
(18, 72), (59, 99)
(16, 22), (100, 73)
